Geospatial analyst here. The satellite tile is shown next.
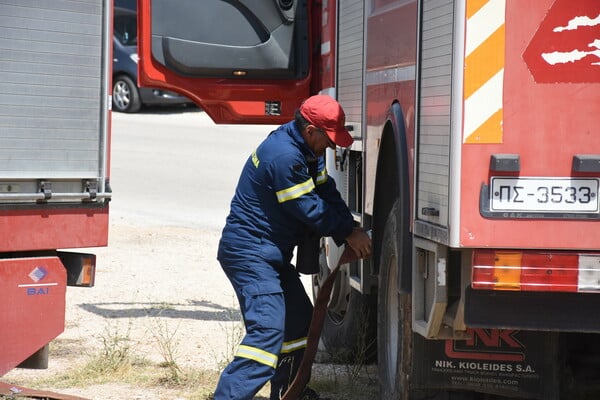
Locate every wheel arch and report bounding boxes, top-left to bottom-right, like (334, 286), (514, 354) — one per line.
(112, 71), (134, 82)
(372, 101), (412, 293)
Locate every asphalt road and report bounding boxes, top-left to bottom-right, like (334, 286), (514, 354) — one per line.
(110, 107), (276, 230)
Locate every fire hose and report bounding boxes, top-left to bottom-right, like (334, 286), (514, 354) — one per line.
(0, 381), (88, 399)
(281, 243), (365, 400)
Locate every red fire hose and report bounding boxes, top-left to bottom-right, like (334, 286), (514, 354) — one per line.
(281, 244), (363, 400)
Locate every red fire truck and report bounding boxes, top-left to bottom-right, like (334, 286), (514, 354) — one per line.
(0, 0), (111, 377)
(138, 0), (600, 398)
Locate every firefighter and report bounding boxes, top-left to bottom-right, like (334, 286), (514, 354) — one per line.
(213, 95), (372, 400)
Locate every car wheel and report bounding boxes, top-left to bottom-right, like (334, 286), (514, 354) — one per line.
(113, 75), (141, 113)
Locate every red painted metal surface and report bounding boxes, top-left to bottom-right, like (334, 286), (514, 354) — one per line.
(364, 1), (418, 216)
(136, 0), (317, 124)
(0, 257), (66, 376)
(523, 0), (600, 84)
(366, 2), (418, 71)
(460, 0), (600, 249)
(319, 0), (336, 91)
(0, 207), (109, 252)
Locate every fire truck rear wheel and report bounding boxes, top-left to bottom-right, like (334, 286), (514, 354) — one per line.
(378, 201), (411, 399)
(378, 203), (481, 400)
(314, 255), (377, 364)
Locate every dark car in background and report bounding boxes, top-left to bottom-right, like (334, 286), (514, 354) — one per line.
(112, 7), (192, 112)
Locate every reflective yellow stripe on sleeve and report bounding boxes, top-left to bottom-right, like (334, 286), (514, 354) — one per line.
(251, 150), (260, 168)
(316, 168), (328, 185)
(276, 177), (315, 203)
(236, 345), (278, 368)
(280, 337), (308, 354)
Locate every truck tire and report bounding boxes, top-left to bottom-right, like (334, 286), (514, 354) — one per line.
(378, 200), (412, 399)
(313, 255), (377, 364)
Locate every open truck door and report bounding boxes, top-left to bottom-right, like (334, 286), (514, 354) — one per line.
(137, 0), (314, 124)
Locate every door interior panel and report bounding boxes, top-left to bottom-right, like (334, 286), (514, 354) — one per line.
(150, 0), (308, 79)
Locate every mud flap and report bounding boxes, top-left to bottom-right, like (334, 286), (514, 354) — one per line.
(411, 329), (560, 399)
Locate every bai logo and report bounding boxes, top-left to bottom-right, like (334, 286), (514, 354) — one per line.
(27, 287), (50, 296)
(29, 266), (48, 282)
(19, 266), (57, 295)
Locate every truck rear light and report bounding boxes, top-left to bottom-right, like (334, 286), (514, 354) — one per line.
(472, 250), (600, 293)
(58, 252), (96, 287)
(578, 255), (600, 291)
(493, 252), (522, 290)
(78, 257), (95, 286)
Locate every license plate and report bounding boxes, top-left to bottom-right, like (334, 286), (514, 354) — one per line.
(490, 177), (600, 213)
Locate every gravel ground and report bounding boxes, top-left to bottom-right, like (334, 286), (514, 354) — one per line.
(4, 221), (378, 400)
(4, 221), (238, 399)
(2, 109), (379, 400)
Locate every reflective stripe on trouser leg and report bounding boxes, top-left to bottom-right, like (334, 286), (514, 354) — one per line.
(280, 337), (308, 354)
(214, 329), (282, 400)
(236, 344), (278, 368)
(214, 312), (284, 399)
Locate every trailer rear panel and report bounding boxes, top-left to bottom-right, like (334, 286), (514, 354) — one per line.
(0, 0), (111, 251)
(0, 0), (111, 375)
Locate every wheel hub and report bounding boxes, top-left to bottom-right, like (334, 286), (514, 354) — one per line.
(113, 81), (131, 110)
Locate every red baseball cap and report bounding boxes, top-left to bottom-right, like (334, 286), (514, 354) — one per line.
(299, 95), (353, 148)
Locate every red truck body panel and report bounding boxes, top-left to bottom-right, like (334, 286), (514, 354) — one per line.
(0, 208), (109, 252)
(459, 0), (600, 249)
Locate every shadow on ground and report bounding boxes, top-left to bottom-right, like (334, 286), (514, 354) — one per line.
(79, 299), (241, 321)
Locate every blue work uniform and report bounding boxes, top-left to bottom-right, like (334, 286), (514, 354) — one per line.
(214, 120), (354, 400)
